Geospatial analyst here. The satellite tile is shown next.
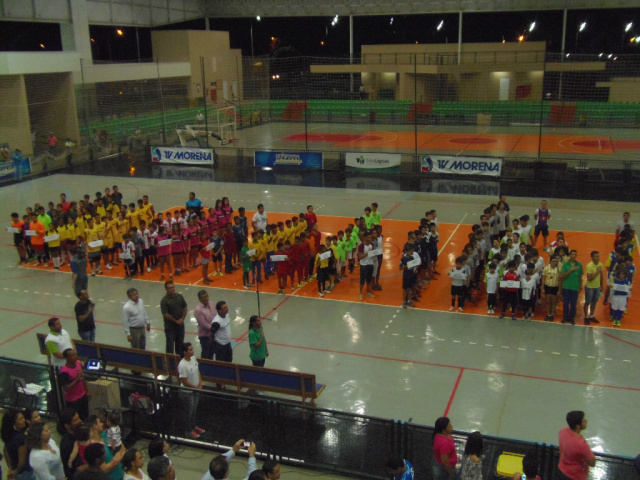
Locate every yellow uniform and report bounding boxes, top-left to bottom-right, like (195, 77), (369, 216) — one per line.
(104, 219), (117, 249)
(142, 203), (155, 223)
(85, 227), (101, 253)
(284, 226), (295, 244)
(250, 240), (266, 261)
(58, 225), (69, 243)
(126, 210), (140, 230)
(297, 219), (307, 234)
(75, 214), (91, 238)
(276, 229), (286, 245)
(66, 224), (77, 242)
(96, 206), (107, 219)
(116, 219), (128, 243)
(315, 252), (329, 269)
(46, 228), (61, 248)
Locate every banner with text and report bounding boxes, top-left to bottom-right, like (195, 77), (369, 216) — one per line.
(421, 155), (502, 177)
(345, 152), (401, 172)
(151, 147), (214, 165)
(254, 151), (323, 170)
(0, 158), (32, 181)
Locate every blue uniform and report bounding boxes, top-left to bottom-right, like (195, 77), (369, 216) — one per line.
(394, 460), (414, 480)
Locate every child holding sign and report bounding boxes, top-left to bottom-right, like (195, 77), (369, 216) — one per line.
(449, 257), (470, 312)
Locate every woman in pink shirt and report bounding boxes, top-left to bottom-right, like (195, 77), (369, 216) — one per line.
(188, 218), (201, 268)
(558, 411), (596, 480)
(155, 226), (172, 280)
(170, 224), (184, 276)
(180, 223), (190, 271)
(206, 208), (217, 237)
(222, 197), (234, 226)
(213, 199), (226, 234)
(432, 416), (458, 480)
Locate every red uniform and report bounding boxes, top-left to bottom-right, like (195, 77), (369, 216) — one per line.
(287, 244), (299, 282)
(223, 231), (237, 255)
(298, 240), (310, 279)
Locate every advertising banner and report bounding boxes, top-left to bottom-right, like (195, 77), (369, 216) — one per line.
(254, 151), (323, 169)
(421, 155), (502, 177)
(151, 147), (214, 165)
(0, 157), (32, 181)
(345, 152), (401, 172)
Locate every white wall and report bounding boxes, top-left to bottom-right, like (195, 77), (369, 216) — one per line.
(81, 62), (192, 84)
(0, 52), (81, 75)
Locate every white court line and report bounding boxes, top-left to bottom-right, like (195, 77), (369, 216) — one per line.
(438, 213), (469, 256)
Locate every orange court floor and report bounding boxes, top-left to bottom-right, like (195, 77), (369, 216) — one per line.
(23, 210), (639, 331)
(283, 131), (640, 156)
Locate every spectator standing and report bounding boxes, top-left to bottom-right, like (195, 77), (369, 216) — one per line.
(112, 186), (123, 209)
(260, 461), (281, 480)
(122, 449), (150, 480)
(583, 251), (603, 325)
(57, 408), (83, 480)
(460, 431), (483, 480)
(48, 133), (58, 155)
(186, 192), (203, 216)
(432, 417), (458, 480)
(0, 409), (31, 480)
(194, 290), (216, 359)
(560, 250), (583, 325)
(386, 455), (414, 480)
(147, 456), (175, 480)
(558, 411), (596, 480)
(160, 282), (187, 354)
(178, 343), (205, 439)
(211, 301), (232, 362)
(27, 423), (64, 480)
(303, 205), (317, 232)
(533, 200), (551, 249)
(72, 443), (111, 480)
(86, 416), (125, 480)
(59, 349), (90, 420)
(202, 440), (256, 480)
(252, 204), (267, 233)
(248, 315), (269, 367)
(122, 288), (150, 350)
(71, 246), (89, 298)
(45, 317), (73, 368)
(74, 290), (96, 341)
(512, 454), (541, 480)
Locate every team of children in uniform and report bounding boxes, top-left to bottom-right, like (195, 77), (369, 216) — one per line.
(441, 199), (635, 326)
(8, 191), (635, 324)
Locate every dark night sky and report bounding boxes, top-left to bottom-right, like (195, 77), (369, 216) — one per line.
(1, 9), (639, 60)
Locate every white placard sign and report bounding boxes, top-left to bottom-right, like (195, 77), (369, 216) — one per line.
(157, 239), (172, 247)
(271, 255), (288, 262)
(319, 251), (332, 260)
(407, 258), (421, 268)
(25, 230), (37, 236)
(88, 240), (104, 248)
(612, 283), (630, 293)
(205, 242), (217, 251)
(44, 234), (60, 242)
(246, 249), (256, 256)
(500, 280), (521, 289)
(7, 227), (20, 234)
(368, 248), (383, 256)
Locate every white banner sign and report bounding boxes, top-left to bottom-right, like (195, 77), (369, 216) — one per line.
(346, 152), (401, 171)
(271, 255), (288, 262)
(421, 155), (502, 177)
(151, 147), (214, 165)
(44, 234), (60, 242)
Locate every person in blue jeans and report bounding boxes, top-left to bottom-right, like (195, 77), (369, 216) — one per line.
(560, 250), (583, 325)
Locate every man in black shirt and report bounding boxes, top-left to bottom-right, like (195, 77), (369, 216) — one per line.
(160, 281), (187, 354)
(58, 408), (84, 480)
(74, 290), (96, 341)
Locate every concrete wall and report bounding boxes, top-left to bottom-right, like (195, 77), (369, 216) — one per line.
(152, 30), (243, 105)
(596, 77), (640, 102)
(0, 75), (32, 154)
(24, 73), (80, 150)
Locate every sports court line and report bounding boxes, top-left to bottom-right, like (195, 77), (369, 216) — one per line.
(602, 332), (640, 349)
(0, 272), (56, 281)
(438, 213), (468, 255)
(382, 201), (403, 219)
(444, 368), (465, 417)
(0, 319), (50, 348)
(259, 341), (640, 393)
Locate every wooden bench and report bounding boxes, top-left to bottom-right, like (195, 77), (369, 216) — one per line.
(69, 339), (324, 404)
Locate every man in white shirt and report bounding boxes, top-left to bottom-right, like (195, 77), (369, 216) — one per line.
(202, 439), (257, 480)
(252, 204), (267, 233)
(178, 342), (204, 439)
(357, 232), (375, 301)
(122, 288), (150, 350)
(45, 317), (73, 368)
(211, 300), (232, 362)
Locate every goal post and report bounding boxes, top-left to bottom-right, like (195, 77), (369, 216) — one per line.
(176, 106), (236, 146)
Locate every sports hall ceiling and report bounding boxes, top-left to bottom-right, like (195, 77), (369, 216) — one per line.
(0, 0), (634, 26)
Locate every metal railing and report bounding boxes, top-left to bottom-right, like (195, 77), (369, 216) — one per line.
(1, 357), (637, 480)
